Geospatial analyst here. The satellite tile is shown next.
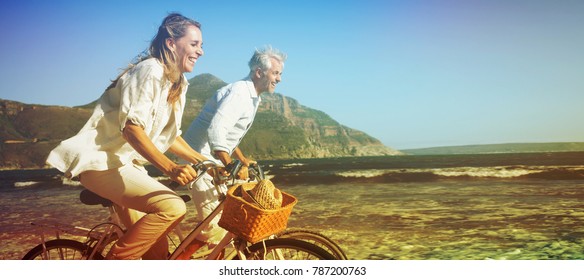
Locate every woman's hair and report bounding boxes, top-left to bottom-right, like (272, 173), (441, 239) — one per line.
(108, 13), (201, 104)
(248, 45), (287, 77)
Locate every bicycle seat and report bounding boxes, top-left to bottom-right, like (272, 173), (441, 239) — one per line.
(180, 195), (191, 203)
(79, 189), (113, 207)
(79, 189), (191, 207)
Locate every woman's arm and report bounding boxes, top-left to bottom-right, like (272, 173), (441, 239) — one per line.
(123, 122), (196, 185)
(168, 136), (207, 164)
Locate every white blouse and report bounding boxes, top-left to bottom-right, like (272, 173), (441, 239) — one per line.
(46, 58), (188, 178)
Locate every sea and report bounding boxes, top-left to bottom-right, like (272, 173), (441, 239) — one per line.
(1, 152), (583, 260)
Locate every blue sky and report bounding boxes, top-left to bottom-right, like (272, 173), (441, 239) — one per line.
(1, 0), (583, 150)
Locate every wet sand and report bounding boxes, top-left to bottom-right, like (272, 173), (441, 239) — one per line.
(283, 180), (584, 260)
(1, 179), (583, 260)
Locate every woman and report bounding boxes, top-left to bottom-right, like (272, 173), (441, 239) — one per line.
(46, 13), (206, 260)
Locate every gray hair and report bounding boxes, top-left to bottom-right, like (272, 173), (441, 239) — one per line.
(248, 46), (287, 76)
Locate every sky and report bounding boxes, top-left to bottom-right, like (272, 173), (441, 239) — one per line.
(1, 0), (583, 150)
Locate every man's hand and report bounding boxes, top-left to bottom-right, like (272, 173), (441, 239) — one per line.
(210, 166), (229, 185)
(237, 165), (249, 180)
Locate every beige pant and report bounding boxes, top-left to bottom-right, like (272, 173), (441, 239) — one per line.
(79, 164), (186, 260)
(188, 172), (229, 244)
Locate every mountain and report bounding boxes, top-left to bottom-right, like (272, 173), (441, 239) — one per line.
(0, 74), (400, 169)
(402, 142), (584, 155)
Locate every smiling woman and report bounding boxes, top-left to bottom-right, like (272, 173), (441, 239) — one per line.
(44, 13), (208, 260)
(150, 14), (204, 77)
(165, 25), (204, 73)
(124, 13), (204, 104)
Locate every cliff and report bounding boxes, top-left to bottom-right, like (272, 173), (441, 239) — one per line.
(0, 74), (400, 169)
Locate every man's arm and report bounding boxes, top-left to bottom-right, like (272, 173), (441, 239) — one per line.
(213, 147), (253, 180)
(232, 147), (256, 180)
(213, 150), (233, 166)
(232, 147), (254, 167)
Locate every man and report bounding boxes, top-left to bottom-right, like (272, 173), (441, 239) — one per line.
(178, 46), (287, 258)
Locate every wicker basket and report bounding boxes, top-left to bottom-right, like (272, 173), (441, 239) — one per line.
(218, 182), (297, 243)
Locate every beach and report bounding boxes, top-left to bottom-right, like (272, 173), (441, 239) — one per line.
(1, 153), (584, 260)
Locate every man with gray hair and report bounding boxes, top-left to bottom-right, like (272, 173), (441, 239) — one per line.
(178, 46), (287, 258)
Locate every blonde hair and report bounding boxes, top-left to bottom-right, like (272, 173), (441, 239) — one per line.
(108, 13), (201, 104)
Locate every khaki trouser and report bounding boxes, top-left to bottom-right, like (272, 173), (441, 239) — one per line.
(79, 164), (186, 260)
(188, 172), (229, 244)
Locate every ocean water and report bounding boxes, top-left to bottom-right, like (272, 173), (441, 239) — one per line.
(1, 152), (584, 260)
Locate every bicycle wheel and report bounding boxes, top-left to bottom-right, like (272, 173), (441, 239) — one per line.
(278, 229), (348, 260)
(234, 238), (336, 260)
(22, 239), (104, 260)
(88, 233), (119, 260)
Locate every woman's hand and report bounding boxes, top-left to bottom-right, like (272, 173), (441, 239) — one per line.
(168, 164), (198, 185)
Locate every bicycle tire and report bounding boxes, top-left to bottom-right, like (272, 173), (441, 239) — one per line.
(22, 239), (104, 260)
(233, 238), (336, 260)
(278, 229), (348, 260)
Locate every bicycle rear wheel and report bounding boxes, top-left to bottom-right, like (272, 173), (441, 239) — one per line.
(235, 238), (336, 260)
(22, 239), (104, 260)
(278, 229), (348, 260)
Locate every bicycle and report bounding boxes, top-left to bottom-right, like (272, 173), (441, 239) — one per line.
(22, 160), (342, 260)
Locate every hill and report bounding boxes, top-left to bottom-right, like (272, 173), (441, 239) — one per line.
(0, 74), (400, 169)
(402, 142), (584, 155)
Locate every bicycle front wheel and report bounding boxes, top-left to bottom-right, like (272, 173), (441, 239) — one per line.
(236, 238), (336, 260)
(22, 239), (104, 260)
(278, 229), (348, 260)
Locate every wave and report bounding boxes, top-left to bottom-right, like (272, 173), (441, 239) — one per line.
(3, 162), (584, 189)
(280, 163), (305, 169)
(431, 166), (539, 178)
(269, 165), (584, 184)
(13, 181), (41, 188)
(62, 178), (82, 187)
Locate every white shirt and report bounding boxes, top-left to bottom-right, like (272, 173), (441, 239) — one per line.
(183, 79), (259, 163)
(46, 58), (188, 178)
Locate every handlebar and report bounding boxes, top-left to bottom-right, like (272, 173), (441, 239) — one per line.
(168, 160), (265, 189)
(192, 159), (243, 186)
(248, 162), (264, 181)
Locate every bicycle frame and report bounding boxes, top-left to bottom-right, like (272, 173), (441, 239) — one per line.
(168, 198), (243, 260)
(168, 160), (253, 260)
